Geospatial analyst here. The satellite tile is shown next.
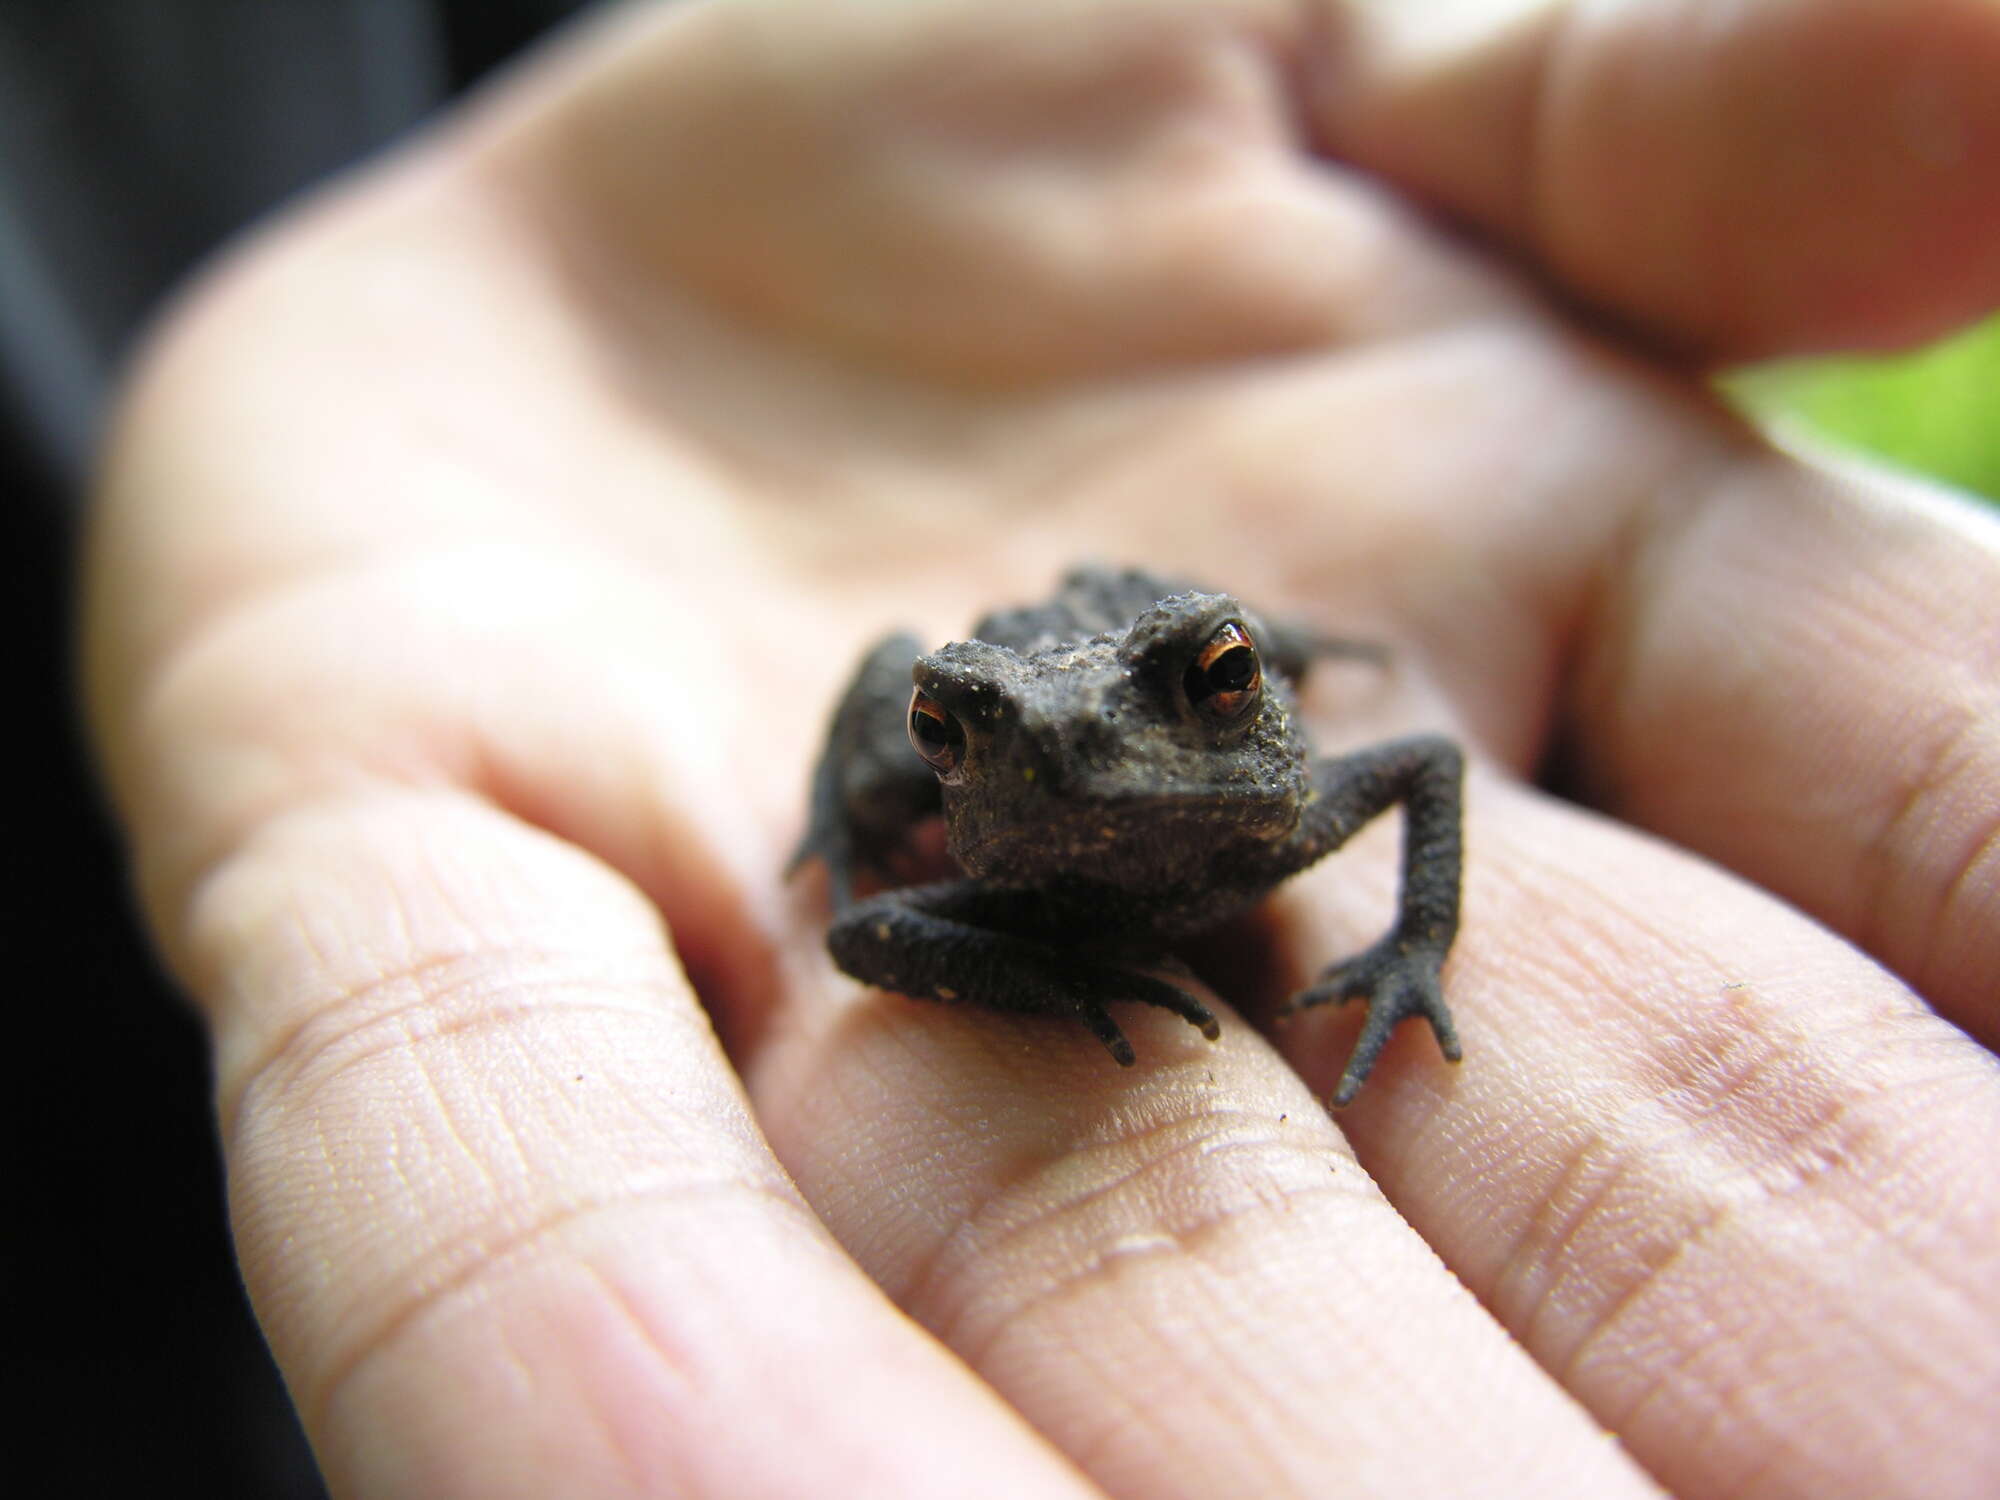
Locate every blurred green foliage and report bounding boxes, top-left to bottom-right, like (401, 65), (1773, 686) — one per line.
(1723, 312), (2000, 504)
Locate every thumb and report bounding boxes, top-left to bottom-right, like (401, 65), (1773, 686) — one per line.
(1309, 0), (2000, 358)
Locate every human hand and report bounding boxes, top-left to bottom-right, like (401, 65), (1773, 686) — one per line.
(86, 2), (2000, 1497)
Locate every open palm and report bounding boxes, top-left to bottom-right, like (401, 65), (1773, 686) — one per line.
(88, 2), (2000, 1497)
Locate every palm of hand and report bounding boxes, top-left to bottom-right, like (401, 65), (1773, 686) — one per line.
(88, 3), (2000, 1498)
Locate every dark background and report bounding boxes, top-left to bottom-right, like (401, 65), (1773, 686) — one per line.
(3, 4), (586, 1492)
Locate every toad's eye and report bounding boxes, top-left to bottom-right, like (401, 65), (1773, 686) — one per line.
(908, 689), (966, 775)
(1183, 621), (1262, 725)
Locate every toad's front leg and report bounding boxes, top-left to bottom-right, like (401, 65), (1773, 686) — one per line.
(790, 632), (938, 912)
(1278, 735), (1465, 1106)
(827, 880), (1219, 1065)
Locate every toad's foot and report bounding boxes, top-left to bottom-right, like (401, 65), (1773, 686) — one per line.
(1281, 936), (1460, 1107)
(896, 958), (1220, 1068)
(1067, 965), (1221, 1067)
(827, 886), (1219, 1067)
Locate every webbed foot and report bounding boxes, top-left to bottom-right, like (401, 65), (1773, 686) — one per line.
(1282, 936), (1460, 1107)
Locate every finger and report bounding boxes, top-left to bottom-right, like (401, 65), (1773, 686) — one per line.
(170, 790), (1102, 1500)
(1562, 449), (2000, 1048)
(1276, 775), (2000, 1500)
(82, 526), (1100, 1497)
(746, 949), (1663, 1500)
(1308, 0), (2000, 358)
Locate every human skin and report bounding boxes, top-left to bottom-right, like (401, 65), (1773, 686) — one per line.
(85, 2), (2000, 1498)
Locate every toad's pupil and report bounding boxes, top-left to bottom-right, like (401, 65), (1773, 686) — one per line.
(1208, 647), (1256, 692)
(909, 694), (966, 772)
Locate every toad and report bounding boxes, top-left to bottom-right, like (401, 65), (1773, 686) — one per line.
(793, 566), (1463, 1105)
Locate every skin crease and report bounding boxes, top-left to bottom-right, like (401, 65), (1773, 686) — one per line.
(83, 2), (2000, 1499)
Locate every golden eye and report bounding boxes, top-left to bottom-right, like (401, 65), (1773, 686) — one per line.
(907, 689), (966, 775)
(1183, 621), (1261, 724)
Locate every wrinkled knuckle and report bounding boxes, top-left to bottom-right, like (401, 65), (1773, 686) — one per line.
(1494, 1009), (1993, 1415)
(219, 941), (782, 1428)
(1855, 703), (1999, 978)
(909, 1108), (1370, 1360)
(221, 939), (683, 1134)
(302, 1171), (812, 1432)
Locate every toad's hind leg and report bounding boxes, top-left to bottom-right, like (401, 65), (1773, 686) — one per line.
(828, 881), (1220, 1065)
